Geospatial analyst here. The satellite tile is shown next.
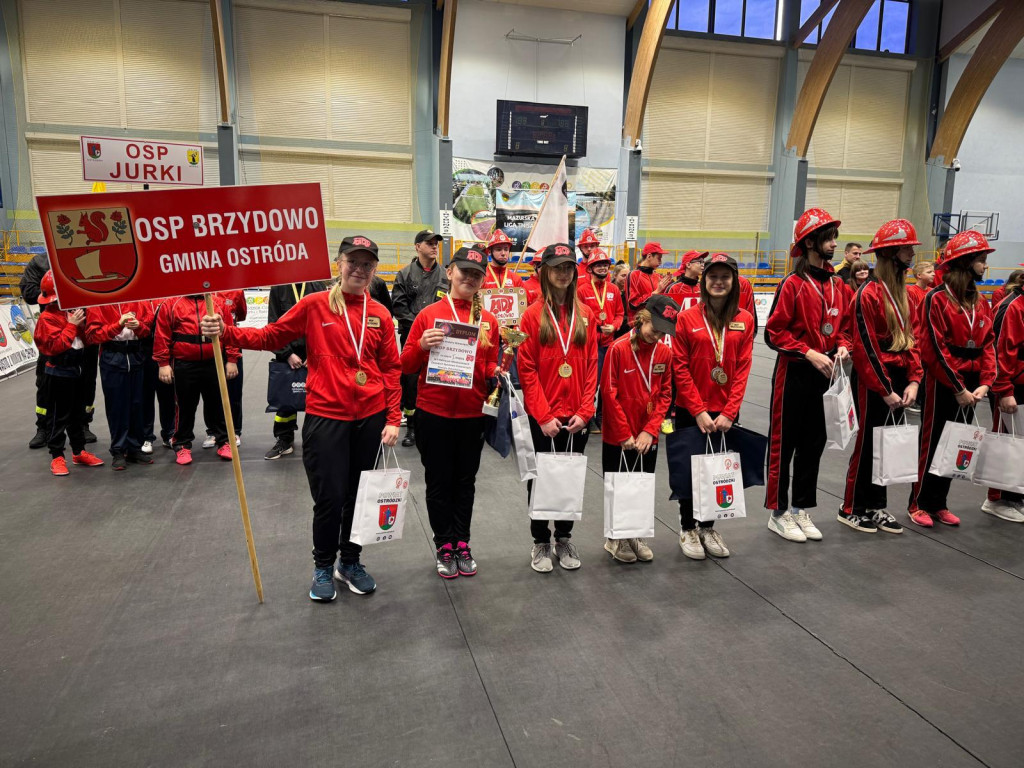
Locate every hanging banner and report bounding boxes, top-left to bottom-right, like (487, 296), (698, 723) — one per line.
(451, 158), (615, 249)
(81, 136), (204, 186)
(0, 302), (39, 379)
(239, 288), (271, 328)
(36, 183), (332, 309)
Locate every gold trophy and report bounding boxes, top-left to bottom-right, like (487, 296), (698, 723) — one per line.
(482, 326), (528, 416)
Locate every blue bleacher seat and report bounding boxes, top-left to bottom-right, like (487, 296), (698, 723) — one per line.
(662, 261), (677, 270)
(757, 262), (770, 270)
(8, 245), (29, 254)
(28, 246), (47, 254)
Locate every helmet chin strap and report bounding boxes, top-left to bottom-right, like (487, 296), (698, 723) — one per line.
(893, 258), (911, 274)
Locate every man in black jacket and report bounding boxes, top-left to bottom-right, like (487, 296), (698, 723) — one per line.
(20, 251), (99, 449)
(263, 280), (330, 459)
(391, 229), (448, 447)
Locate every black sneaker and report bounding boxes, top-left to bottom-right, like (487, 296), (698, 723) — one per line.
(455, 541), (477, 576)
(111, 455), (127, 471)
(83, 427), (98, 444)
(29, 429), (47, 450)
(264, 440), (294, 460)
(401, 426), (416, 448)
(870, 509), (903, 534)
(126, 452), (154, 465)
(837, 510), (877, 533)
(162, 438), (175, 450)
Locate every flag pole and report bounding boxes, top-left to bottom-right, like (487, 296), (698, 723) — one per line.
(512, 155), (567, 277)
(204, 293), (264, 603)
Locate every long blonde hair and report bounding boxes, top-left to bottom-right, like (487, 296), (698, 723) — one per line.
(538, 264), (588, 346)
(469, 290), (493, 349)
(873, 251), (914, 352)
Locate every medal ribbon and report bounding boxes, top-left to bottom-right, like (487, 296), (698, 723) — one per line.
(805, 275), (835, 319)
(590, 278), (608, 313)
(700, 308), (725, 366)
(291, 282), (307, 303)
(341, 291), (367, 368)
(944, 286), (976, 340)
(629, 331), (656, 394)
(544, 302), (576, 362)
(879, 280), (906, 331)
(486, 264), (505, 288)
(445, 293), (479, 327)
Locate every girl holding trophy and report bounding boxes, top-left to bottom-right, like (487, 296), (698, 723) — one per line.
(401, 246), (500, 579)
(517, 243), (599, 573)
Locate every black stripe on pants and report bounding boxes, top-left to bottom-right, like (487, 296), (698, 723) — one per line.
(302, 411), (386, 568)
(42, 373), (88, 457)
(527, 417), (589, 543)
(843, 366), (908, 514)
(415, 410), (486, 547)
(912, 371), (980, 513)
(171, 359), (227, 449)
(99, 349), (145, 456)
(673, 409), (716, 531)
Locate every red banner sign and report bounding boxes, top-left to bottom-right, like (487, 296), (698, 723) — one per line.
(36, 183), (332, 308)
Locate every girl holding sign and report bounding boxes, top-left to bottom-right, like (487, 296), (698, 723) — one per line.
(841, 220), (923, 534)
(908, 231), (996, 528)
(518, 243), (599, 573)
(672, 255), (755, 559)
(401, 246), (500, 579)
(201, 236), (401, 603)
(599, 294), (676, 563)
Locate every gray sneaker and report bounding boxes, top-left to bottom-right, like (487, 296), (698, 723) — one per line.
(553, 538), (581, 570)
(436, 544), (459, 579)
(604, 538), (637, 563)
(629, 538), (654, 562)
(698, 528), (730, 558)
(455, 541), (477, 576)
(531, 543), (553, 572)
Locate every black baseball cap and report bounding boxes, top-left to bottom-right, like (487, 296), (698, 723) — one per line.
(703, 252), (739, 273)
(645, 294), (680, 335)
(339, 235), (379, 260)
(540, 243), (575, 267)
(450, 246), (487, 274)
(415, 229), (444, 244)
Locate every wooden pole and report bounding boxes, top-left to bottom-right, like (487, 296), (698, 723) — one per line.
(204, 294), (264, 603)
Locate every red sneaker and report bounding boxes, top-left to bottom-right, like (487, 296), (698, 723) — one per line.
(908, 509), (934, 528)
(175, 447), (193, 465)
(72, 450), (105, 467)
(50, 456), (70, 476)
(934, 509), (960, 526)
(216, 443), (233, 461)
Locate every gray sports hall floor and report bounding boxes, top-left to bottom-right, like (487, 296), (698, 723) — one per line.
(3, 338), (1022, 768)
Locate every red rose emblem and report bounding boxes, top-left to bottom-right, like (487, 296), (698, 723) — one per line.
(57, 214), (70, 225)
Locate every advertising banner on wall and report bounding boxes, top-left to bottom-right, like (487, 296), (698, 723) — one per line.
(452, 158), (615, 250)
(0, 302), (39, 379)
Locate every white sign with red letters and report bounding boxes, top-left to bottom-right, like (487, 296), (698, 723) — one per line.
(80, 136), (204, 186)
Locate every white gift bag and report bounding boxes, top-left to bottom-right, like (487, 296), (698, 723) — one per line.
(824, 362), (859, 450)
(603, 452), (656, 539)
(508, 378), (537, 482)
(690, 435), (746, 523)
(529, 435), (587, 521)
(349, 445), (411, 545)
(1000, 410), (1024, 436)
(927, 407), (985, 481)
(871, 411), (920, 486)
(972, 420), (1024, 494)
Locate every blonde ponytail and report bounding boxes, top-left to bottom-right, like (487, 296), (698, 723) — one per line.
(328, 279), (345, 316)
(471, 291), (492, 348)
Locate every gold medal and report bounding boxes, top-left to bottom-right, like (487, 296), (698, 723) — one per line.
(355, 370), (367, 386)
(558, 362), (573, 378)
(599, 311), (607, 321)
(711, 366), (728, 386)
(647, 402), (653, 415)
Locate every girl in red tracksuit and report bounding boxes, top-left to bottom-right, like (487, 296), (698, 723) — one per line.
(909, 230), (996, 528)
(85, 301), (154, 469)
(626, 242), (671, 324)
(153, 294), (240, 464)
(983, 285), (1024, 521)
(673, 255), (755, 560)
(518, 243), (599, 573)
(401, 246), (500, 579)
(203, 236), (401, 603)
(599, 294), (676, 564)
(841, 220), (923, 534)
(765, 209), (853, 543)
(33, 271), (106, 476)
(577, 249), (624, 431)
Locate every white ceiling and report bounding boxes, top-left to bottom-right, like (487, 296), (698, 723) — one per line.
(477, 0), (639, 17)
(954, 18), (1024, 60)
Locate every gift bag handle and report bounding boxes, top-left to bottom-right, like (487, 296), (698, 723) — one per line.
(618, 449), (642, 473)
(704, 432), (729, 455)
(954, 405), (980, 426)
(549, 431), (576, 456)
(883, 409), (909, 428)
(829, 358), (847, 386)
(373, 442), (403, 471)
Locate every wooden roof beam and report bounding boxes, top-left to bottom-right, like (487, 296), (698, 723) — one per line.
(437, 0), (457, 136)
(937, 0), (1006, 62)
(622, 0), (674, 146)
(792, 0), (839, 48)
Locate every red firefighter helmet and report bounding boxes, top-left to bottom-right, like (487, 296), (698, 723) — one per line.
(864, 219), (921, 254)
(484, 228), (513, 252)
(38, 270), (58, 305)
(577, 229), (600, 249)
(585, 249), (612, 268)
(937, 229), (993, 273)
(790, 208), (841, 260)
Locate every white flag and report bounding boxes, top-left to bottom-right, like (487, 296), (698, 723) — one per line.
(524, 156), (569, 254)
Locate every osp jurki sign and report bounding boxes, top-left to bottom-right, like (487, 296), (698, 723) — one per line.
(80, 136), (204, 186)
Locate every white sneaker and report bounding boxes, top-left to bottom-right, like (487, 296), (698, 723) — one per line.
(792, 509), (822, 540)
(235, 434), (242, 447)
(530, 543), (553, 573)
(768, 511), (807, 542)
(202, 435), (216, 449)
(604, 538), (637, 563)
(981, 499), (1024, 523)
(679, 529), (705, 560)
(698, 528), (730, 558)
(140, 440), (153, 455)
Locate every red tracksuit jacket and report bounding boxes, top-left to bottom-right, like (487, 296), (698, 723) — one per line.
(673, 305), (755, 422)
(517, 300), (599, 425)
(992, 290), (1024, 398)
(216, 290), (247, 323)
(35, 309), (88, 358)
(482, 264), (524, 291)
(666, 277), (701, 311)
(600, 332), (674, 445)
(577, 276), (624, 348)
(765, 269), (854, 358)
(918, 286), (996, 392)
(85, 302), (154, 347)
(400, 297), (501, 419)
(626, 267), (660, 323)
(222, 291), (401, 425)
(851, 281), (923, 396)
(153, 295), (240, 366)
